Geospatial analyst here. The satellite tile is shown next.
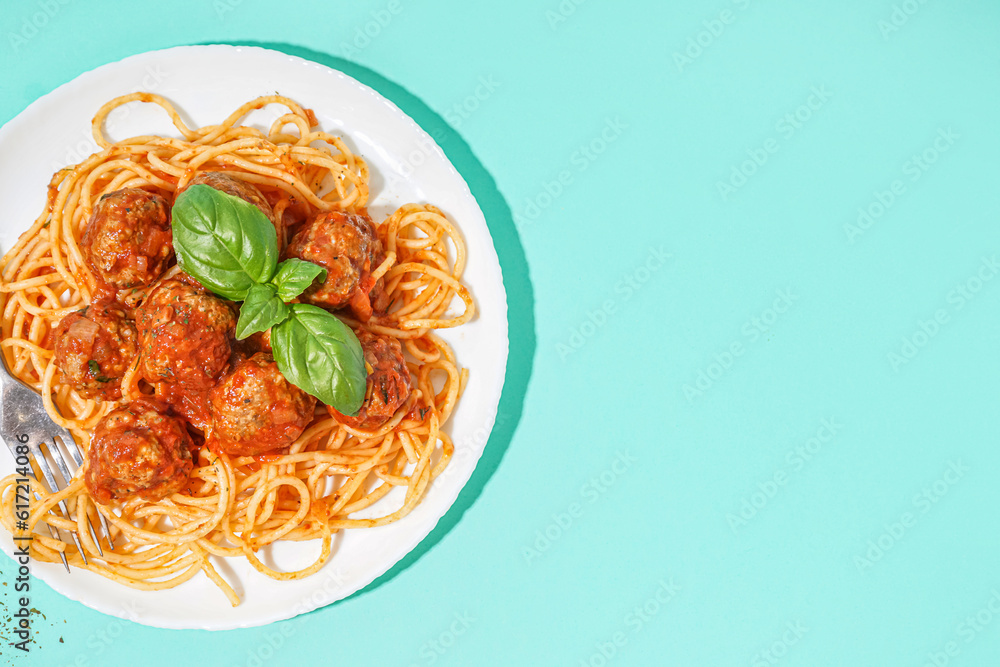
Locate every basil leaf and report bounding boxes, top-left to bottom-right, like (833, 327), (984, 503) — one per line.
(272, 258), (327, 302)
(271, 304), (366, 415)
(172, 184), (278, 300)
(235, 283), (290, 340)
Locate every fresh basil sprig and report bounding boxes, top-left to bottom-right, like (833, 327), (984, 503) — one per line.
(171, 185), (365, 415)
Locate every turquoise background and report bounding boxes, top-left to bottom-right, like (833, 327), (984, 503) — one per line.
(2, 1), (1000, 665)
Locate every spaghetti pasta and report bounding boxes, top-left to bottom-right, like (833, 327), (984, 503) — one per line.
(0, 93), (474, 605)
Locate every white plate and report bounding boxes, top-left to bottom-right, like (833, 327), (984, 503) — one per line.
(0, 45), (508, 630)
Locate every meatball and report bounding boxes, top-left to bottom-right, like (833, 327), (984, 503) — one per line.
(209, 352), (316, 456)
(84, 399), (193, 504)
(284, 210), (388, 321)
(135, 276), (236, 389)
(80, 188), (173, 289)
(179, 172), (277, 227)
(53, 302), (138, 400)
(327, 330), (411, 430)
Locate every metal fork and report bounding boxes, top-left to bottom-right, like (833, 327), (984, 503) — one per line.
(0, 353), (114, 571)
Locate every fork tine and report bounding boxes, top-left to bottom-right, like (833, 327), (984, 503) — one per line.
(22, 449), (70, 571)
(5, 439), (71, 571)
(94, 508), (115, 552)
(48, 436), (104, 557)
(61, 432), (85, 467)
(52, 538), (71, 572)
(62, 513), (88, 566)
(27, 440), (89, 566)
(27, 440), (61, 503)
(58, 434), (115, 551)
(83, 514), (104, 557)
(34, 492), (71, 573)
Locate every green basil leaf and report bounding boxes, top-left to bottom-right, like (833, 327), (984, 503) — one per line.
(271, 258), (328, 302)
(235, 283), (290, 340)
(271, 304), (366, 415)
(172, 184), (278, 300)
